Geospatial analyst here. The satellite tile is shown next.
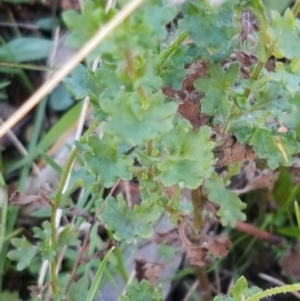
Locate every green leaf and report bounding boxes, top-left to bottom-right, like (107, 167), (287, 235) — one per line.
(67, 276), (89, 301)
(101, 91), (178, 146)
(0, 291), (21, 301)
(50, 83), (74, 111)
(230, 276), (262, 300)
(100, 194), (163, 242)
(67, 167), (97, 193)
(0, 80), (11, 89)
(204, 173), (246, 227)
(249, 128), (300, 169)
(62, 1), (110, 50)
(82, 134), (134, 188)
(119, 280), (162, 301)
(231, 276), (248, 301)
(0, 37), (52, 62)
(64, 64), (100, 103)
(7, 237), (38, 270)
(33, 221), (56, 261)
(269, 9), (300, 60)
(57, 225), (79, 249)
(195, 63), (239, 117)
(143, 1), (176, 39)
(157, 119), (215, 189)
(181, 0), (240, 61)
(270, 62), (300, 95)
(213, 297), (233, 301)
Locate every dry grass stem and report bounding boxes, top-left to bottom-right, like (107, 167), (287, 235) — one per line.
(0, 0), (146, 138)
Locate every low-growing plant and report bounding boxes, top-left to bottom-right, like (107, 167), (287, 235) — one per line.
(5, 0), (300, 300)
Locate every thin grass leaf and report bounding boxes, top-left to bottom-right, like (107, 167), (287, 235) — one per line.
(85, 246), (115, 301)
(294, 201), (300, 236)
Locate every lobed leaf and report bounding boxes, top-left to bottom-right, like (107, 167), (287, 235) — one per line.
(268, 9), (300, 60)
(64, 64), (100, 103)
(157, 118), (215, 189)
(119, 280), (162, 301)
(204, 173), (246, 227)
(7, 237), (37, 270)
(195, 63), (239, 117)
(100, 194), (163, 243)
(33, 221), (56, 261)
(101, 91), (178, 146)
(181, 0), (240, 61)
(82, 134), (134, 188)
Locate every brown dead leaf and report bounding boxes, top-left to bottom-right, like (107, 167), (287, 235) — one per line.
(236, 51), (257, 67)
(177, 217), (231, 267)
(240, 66), (250, 79)
(215, 136), (256, 167)
(233, 161), (279, 195)
(28, 282), (49, 297)
(10, 191), (49, 206)
(177, 100), (208, 130)
(206, 234), (231, 258)
(162, 60), (209, 131)
(279, 244), (300, 279)
(182, 61), (208, 93)
(162, 86), (208, 131)
(154, 228), (181, 246)
(135, 258), (162, 285)
(265, 57), (276, 72)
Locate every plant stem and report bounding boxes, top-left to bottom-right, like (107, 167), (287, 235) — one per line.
(246, 283), (300, 301)
(250, 0), (270, 41)
(243, 61), (265, 98)
(195, 265), (212, 301)
(292, 0), (300, 17)
(191, 187), (212, 301)
(50, 120), (100, 295)
(243, 0), (274, 99)
(159, 31), (189, 69)
(124, 50), (148, 108)
(191, 188), (203, 231)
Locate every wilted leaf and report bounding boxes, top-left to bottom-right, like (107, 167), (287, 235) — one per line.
(135, 258), (162, 285)
(10, 191), (50, 206)
(178, 218), (231, 266)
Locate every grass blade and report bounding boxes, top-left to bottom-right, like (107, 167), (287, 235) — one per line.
(85, 246), (115, 301)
